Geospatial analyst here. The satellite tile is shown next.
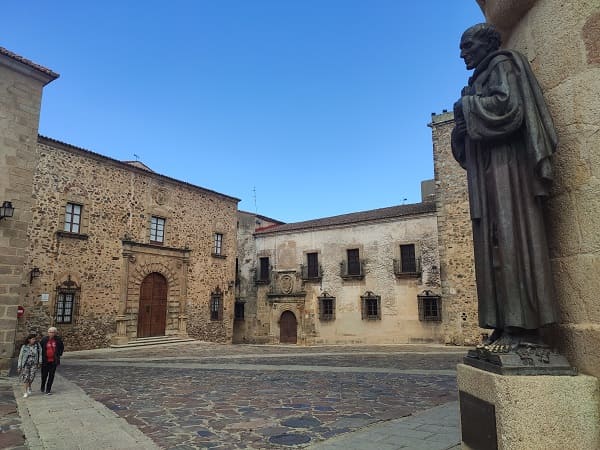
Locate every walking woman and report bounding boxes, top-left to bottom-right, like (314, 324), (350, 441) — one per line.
(17, 333), (42, 398)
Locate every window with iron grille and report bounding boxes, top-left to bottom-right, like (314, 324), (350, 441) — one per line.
(360, 291), (381, 320)
(213, 233), (223, 256)
(234, 301), (244, 320)
(257, 257), (270, 283)
(318, 293), (336, 321)
(150, 216), (165, 244)
(64, 203), (82, 233)
(210, 288), (223, 321)
(55, 292), (74, 324)
(347, 249), (361, 276)
(306, 252), (319, 278)
(418, 293), (442, 321)
(400, 244), (417, 273)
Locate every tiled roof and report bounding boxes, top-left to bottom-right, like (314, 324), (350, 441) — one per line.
(38, 135), (240, 203)
(0, 46), (59, 80)
(238, 210), (285, 225)
(255, 202), (436, 235)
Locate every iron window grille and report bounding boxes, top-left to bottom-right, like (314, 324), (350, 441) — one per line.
(318, 292), (336, 321)
(301, 253), (322, 281)
(63, 203), (82, 233)
(418, 291), (442, 322)
(340, 256), (365, 280)
(54, 276), (79, 325)
(210, 288), (223, 321)
(360, 291), (381, 320)
(150, 216), (165, 244)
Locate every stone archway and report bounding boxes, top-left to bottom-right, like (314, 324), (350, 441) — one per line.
(279, 310), (298, 344)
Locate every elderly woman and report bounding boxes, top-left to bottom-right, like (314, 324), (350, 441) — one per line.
(17, 333), (42, 397)
(40, 327), (64, 395)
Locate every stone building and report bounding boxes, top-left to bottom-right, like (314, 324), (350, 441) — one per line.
(19, 137), (239, 350)
(235, 198), (444, 345)
(0, 48), (58, 373)
(429, 111), (480, 346)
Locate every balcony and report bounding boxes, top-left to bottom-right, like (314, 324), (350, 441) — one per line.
(300, 264), (323, 282)
(393, 257), (421, 278)
(340, 260), (365, 280)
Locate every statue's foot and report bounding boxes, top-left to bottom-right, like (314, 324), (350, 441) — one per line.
(481, 329), (502, 346)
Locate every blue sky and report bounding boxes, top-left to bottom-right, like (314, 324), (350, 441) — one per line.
(3, 1), (483, 223)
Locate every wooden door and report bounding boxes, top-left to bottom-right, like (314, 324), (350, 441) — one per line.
(279, 311), (297, 344)
(137, 272), (167, 338)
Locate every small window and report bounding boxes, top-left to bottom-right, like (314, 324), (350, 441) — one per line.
(234, 301), (245, 320)
(361, 291), (381, 320)
(210, 288), (223, 321)
(150, 216), (165, 244)
(55, 276), (79, 324)
(256, 257), (270, 283)
(213, 233), (223, 256)
(318, 293), (336, 321)
(418, 292), (442, 322)
(64, 203), (82, 233)
(341, 249), (364, 279)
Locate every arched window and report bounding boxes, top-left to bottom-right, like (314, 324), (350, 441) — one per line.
(210, 287), (223, 321)
(55, 276), (80, 324)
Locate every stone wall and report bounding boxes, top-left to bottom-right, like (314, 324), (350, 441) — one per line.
(430, 112), (481, 346)
(0, 54), (56, 372)
(477, 0), (600, 379)
(248, 210), (443, 345)
(20, 139), (238, 350)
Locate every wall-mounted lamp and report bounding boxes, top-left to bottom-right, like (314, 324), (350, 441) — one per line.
(0, 201), (14, 220)
(30, 267), (41, 284)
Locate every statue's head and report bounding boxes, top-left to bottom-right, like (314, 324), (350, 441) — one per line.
(460, 23), (502, 70)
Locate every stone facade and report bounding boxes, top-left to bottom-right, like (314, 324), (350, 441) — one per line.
(18, 137), (238, 350)
(237, 203), (443, 345)
(477, 0), (600, 380)
(430, 112), (481, 346)
(0, 50), (57, 373)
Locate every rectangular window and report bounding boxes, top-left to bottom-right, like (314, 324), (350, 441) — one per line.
(418, 294), (442, 321)
(210, 290), (223, 321)
(318, 295), (336, 321)
(347, 249), (361, 276)
(306, 252), (319, 279)
(361, 292), (381, 320)
(214, 233), (223, 255)
(234, 301), (245, 320)
(258, 257), (270, 282)
(400, 244), (417, 273)
(150, 216), (165, 243)
(56, 292), (74, 324)
(64, 203), (82, 233)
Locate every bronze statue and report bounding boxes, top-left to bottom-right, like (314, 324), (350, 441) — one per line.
(451, 23), (559, 353)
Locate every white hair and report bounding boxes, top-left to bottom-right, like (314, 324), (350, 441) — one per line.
(48, 327), (58, 333)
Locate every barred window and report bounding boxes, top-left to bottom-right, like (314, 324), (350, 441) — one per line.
(347, 249), (361, 276)
(318, 293), (336, 321)
(360, 291), (381, 320)
(64, 203), (82, 233)
(400, 244), (417, 273)
(210, 288), (223, 321)
(418, 292), (442, 322)
(150, 216), (165, 244)
(55, 276), (79, 325)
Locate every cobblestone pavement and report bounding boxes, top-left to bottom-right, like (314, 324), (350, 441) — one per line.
(55, 343), (464, 449)
(0, 379), (26, 450)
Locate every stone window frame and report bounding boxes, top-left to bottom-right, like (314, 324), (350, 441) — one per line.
(340, 246), (365, 280)
(317, 292), (336, 321)
(57, 194), (90, 239)
(393, 242), (422, 278)
(360, 291), (381, 320)
(54, 276), (80, 325)
(255, 255), (271, 284)
(210, 287), (223, 321)
(301, 250), (322, 281)
(418, 291), (442, 322)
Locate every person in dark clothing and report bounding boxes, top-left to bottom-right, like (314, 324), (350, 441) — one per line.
(40, 327), (64, 395)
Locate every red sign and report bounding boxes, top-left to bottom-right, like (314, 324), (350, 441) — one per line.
(17, 306), (24, 318)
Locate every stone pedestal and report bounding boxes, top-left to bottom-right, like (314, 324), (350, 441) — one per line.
(457, 363), (600, 449)
(111, 315), (129, 345)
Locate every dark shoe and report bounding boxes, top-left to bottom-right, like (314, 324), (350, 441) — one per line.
(45, 391), (52, 395)
(41, 387), (45, 393)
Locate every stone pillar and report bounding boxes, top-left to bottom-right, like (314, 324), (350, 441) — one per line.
(0, 49), (57, 374)
(177, 251), (190, 336)
(112, 248), (132, 345)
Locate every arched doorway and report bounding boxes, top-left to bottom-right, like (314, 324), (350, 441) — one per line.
(279, 310), (297, 344)
(137, 272), (167, 337)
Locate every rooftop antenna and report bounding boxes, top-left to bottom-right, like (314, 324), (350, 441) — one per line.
(252, 186), (258, 215)
(133, 153), (140, 161)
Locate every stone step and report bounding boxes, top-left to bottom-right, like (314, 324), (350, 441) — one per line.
(109, 336), (196, 349)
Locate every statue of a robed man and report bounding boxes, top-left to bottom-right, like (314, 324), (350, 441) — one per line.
(451, 23), (559, 355)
